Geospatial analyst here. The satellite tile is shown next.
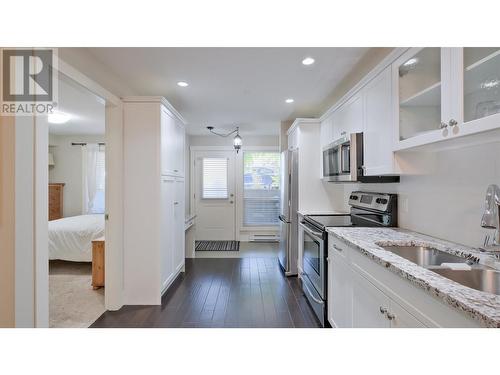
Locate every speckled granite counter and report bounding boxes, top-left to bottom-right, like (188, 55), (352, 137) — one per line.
(326, 227), (500, 327)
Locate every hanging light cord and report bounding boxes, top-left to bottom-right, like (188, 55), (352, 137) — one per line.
(207, 126), (239, 137)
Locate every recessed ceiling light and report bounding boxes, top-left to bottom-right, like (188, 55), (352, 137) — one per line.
(285, 98), (294, 104)
(177, 81), (189, 87)
(302, 57), (315, 66)
(48, 111), (70, 124)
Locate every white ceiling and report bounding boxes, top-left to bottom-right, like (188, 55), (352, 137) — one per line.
(49, 74), (105, 136)
(87, 47), (370, 135)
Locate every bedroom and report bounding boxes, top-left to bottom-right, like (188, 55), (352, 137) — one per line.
(47, 74), (106, 328)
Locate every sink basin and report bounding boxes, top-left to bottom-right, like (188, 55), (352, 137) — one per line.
(432, 268), (500, 295)
(381, 245), (472, 267)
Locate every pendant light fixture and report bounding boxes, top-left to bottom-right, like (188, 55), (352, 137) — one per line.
(207, 126), (243, 153)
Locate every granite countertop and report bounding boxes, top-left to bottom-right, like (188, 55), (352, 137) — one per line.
(297, 210), (349, 216)
(326, 227), (500, 327)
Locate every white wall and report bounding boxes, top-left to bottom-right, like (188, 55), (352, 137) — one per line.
(331, 142), (500, 248)
(188, 134), (279, 147)
(49, 134), (105, 217)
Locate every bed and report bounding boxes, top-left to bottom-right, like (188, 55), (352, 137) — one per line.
(49, 214), (105, 262)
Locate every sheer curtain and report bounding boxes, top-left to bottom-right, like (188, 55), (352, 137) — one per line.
(82, 144), (103, 214)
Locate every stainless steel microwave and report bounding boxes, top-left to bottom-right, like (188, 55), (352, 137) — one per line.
(322, 133), (363, 182)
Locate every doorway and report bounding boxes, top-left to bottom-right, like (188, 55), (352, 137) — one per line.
(193, 150), (236, 240)
(47, 73), (106, 327)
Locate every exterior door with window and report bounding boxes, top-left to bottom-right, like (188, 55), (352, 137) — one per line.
(194, 150), (236, 240)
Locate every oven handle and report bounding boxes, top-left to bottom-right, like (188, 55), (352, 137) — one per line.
(299, 221), (323, 238)
(301, 274), (324, 305)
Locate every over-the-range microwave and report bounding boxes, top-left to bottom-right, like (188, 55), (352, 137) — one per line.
(322, 132), (399, 183)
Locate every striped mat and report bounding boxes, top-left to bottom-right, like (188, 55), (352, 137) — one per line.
(195, 240), (240, 252)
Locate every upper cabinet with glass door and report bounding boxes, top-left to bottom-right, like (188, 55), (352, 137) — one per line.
(453, 48), (500, 135)
(393, 47), (500, 151)
(393, 48), (453, 150)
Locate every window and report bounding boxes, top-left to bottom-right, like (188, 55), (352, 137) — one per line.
(91, 148), (105, 214)
(243, 151), (280, 226)
(83, 144), (105, 214)
(202, 157), (228, 199)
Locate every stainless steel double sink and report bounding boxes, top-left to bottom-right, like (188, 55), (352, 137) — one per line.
(380, 245), (500, 295)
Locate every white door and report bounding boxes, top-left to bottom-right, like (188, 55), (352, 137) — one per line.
(173, 178), (185, 271)
(328, 252), (353, 328)
(160, 176), (175, 290)
(362, 66), (394, 176)
(351, 270), (391, 328)
(194, 150), (236, 240)
(161, 108), (177, 176)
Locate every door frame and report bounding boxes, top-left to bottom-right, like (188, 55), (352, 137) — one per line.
(191, 146), (237, 240)
(190, 145), (279, 241)
(25, 57), (124, 327)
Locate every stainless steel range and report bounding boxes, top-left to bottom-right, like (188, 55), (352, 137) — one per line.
(299, 191), (398, 327)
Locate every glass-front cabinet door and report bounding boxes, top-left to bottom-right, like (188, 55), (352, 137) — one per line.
(458, 48), (500, 130)
(393, 48), (453, 149)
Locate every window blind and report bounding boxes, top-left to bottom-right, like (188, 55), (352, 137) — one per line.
(202, 157), (229, 199)
(243, 152), (280, 226)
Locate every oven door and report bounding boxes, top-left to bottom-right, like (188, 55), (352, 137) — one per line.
(299, 221), (325, 299)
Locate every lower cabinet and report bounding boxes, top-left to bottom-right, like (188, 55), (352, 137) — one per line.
(160, 176), (185, 293)
(328, 237), (426, 328)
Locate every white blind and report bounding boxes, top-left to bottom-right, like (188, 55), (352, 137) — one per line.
(243, 152), (280, 226)
(202, 157), (228, 199)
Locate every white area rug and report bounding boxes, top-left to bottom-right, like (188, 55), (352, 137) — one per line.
(49, 261), (105, 328)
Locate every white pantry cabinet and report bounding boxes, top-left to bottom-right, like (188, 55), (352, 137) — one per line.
(327, 234), (481, 328)
(123, 96), (186, 305)
(161, 108), (185, 177)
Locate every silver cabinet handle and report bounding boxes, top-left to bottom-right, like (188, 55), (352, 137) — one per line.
(174, 202), (179, 205)
(386, 312), (396, 321)
(326, 257), (330, 263)
(332, 244), (342, 252)
(439, 121), (448, 129)
(379, 306), (388, 315)
(448, 119), (458, 127)
(174, 169), (179, 172)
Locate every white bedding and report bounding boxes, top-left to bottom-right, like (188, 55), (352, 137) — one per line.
(49, 214), (105, 262)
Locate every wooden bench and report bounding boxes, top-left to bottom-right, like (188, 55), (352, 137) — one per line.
(91, 237), (105, 290)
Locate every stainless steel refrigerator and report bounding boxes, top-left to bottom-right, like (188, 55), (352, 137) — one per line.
(278, 149), (298, 276)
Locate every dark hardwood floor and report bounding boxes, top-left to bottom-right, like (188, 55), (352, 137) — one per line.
(91, 257), (321, 328)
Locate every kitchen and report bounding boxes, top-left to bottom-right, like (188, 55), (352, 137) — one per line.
(279, 47), (500, 328)
(2, 3), (500, 374)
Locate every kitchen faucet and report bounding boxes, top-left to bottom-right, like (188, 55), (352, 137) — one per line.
(480, 184), (500, 252)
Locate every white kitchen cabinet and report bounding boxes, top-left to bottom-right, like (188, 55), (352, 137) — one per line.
(393, 47), (500, 151)
(333, 93), (363, 141)
(447, 47), (500, 141)
(327, 249), (352, 328)
(362, 66), (397, 176)
(327, 234), (481, 328)
(388, 300), (426, 328)
(351, 269), (391, 328)
(320, 114), (334, 148)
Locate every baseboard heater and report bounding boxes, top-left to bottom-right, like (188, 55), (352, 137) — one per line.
(249, 234), (280, 242)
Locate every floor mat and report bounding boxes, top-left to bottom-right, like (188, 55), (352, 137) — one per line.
(195, 240), (240, 251)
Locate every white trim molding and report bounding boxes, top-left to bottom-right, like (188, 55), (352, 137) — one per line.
(122, 96), (187, 125)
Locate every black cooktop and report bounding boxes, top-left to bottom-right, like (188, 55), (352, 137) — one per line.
(305, 214), (352, 229)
